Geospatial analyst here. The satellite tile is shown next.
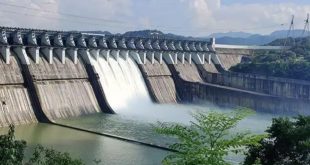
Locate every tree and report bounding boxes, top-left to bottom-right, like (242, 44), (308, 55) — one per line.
(28, 145), (84, 165)
(0, 125), (26, 165)
(155, 109), (265, 165)
(0, 125), (85, 165)
(244, 115), (310, 165)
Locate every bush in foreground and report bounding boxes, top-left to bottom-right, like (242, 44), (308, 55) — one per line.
(155, 109), (265, 165)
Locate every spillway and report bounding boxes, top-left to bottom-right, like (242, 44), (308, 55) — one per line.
(0, 54), (37, 127)
(172, 59), (203, 82)
(27, 54), (101, 120)
(92, 51), (153, 113)
(90, 51), (195, 122)
(139, 57), (178, 103)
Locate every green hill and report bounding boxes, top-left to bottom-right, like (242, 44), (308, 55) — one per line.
(230, 37), (310, 81)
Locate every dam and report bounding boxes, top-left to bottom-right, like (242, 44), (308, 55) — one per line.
(0, 26), (308, 127)
(0, 26), (308, 164)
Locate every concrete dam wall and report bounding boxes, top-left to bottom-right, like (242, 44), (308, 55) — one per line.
(172, 59), (203, 82)
(164, 56), (309, 115)
(139, 57), (178, 103)
(0, 55), (37, 127)
(201, 71), (310, 101)
(27, 55), (101, 120)
(179, 80), (310, 115)
(216, 48), (248, 70)
(0, 27), (216, 126)
(217, 54), (244, 70)
(201, 60), (218, 73)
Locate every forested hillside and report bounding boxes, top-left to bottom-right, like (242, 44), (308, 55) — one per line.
(231, 37), (310, 81)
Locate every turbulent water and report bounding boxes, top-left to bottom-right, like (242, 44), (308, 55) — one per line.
(92, 51), (199, 123)
(93, 51), (152, 112)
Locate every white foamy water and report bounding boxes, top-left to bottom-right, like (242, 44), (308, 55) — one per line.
(92, 51), (202, 123)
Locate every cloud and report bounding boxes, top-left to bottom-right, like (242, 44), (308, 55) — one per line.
(57, 0), (132, 20)
(55, 0), (133, 31)
(0, 0), (60, 29)
(0, 0), (132, 31)
(0, 0), (309, 35)
(183, 0), (310, 34)
(138, 17), (152, 29)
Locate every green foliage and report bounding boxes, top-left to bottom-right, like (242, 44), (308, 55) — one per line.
(28, 145), (84, 165)
(244, 115), (310, 165)
(231, 61), (310, 81)
(231, 36), (310, 80)
(0, 125), (85, 165)
(0, 125), (27, 165)
(155, 109), (265, 165)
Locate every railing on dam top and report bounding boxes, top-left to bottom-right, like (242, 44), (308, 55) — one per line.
(215, 44), (290, 50)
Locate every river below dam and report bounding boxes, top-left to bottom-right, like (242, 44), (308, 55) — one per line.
(0, 102), (282, 165)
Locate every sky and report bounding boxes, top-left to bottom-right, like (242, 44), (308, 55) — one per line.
(0, 0), (310, 37)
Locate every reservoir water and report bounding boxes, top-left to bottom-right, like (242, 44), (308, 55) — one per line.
(0, 123), (168, 165)
(0, 103), (279, 165)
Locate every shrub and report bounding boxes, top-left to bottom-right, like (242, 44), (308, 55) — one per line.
(156, 109), (265, 165)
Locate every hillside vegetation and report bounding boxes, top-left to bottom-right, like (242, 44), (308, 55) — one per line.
(230, 37), (310, 81)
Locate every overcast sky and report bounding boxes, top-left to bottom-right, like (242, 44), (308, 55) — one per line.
(0, 0), (309, 36)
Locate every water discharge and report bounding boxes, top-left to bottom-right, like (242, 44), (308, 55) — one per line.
(96, 52), (151, 111)
(92, 51), (196, 123)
